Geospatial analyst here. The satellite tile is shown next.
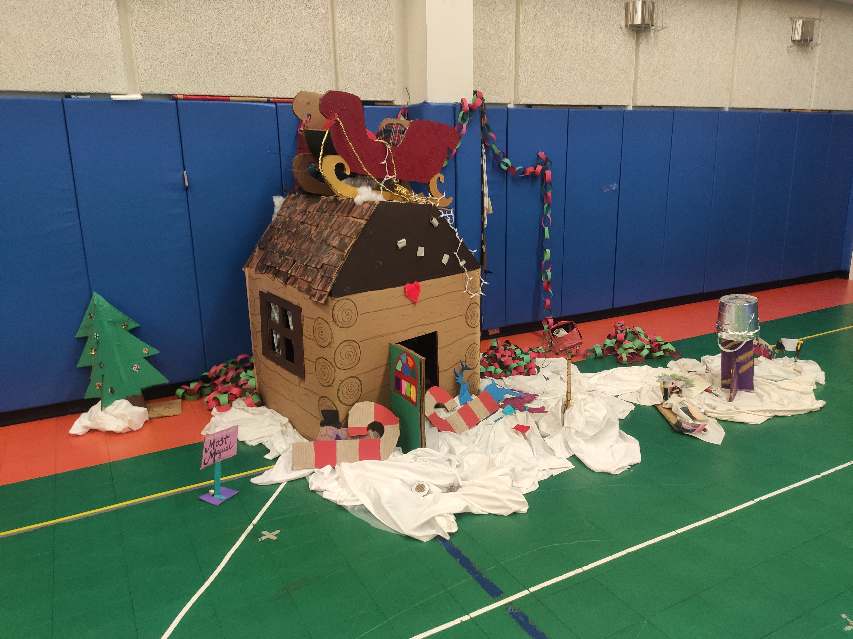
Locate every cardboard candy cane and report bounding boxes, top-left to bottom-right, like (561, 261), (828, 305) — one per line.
(425, 382), (519, 434)
(291, 401), (400, 470)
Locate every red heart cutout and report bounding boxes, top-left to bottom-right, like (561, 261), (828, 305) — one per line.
(403, 281), (421, 304)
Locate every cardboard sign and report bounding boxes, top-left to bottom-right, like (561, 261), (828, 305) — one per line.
(200, 426), (238, 469)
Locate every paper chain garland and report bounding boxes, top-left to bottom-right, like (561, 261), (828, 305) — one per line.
(176, 354), (262, 412)
(453, 91), (555, 329)
(480, 339), (545, 378)
(588, 322), (678, 365)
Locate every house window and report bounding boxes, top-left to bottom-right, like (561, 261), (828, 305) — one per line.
(260, 291), (304, 378)
(394, 352), (418, 404)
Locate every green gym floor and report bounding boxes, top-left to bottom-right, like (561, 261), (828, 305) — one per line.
(2, 304), (852, 639)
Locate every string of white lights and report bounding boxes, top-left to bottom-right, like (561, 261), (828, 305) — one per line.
(438, 206), (487, 299)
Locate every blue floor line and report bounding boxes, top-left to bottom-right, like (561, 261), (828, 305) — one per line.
(508, 606), (550, 639)
(436, 538), (503, 598)
(436, 538), (550, 638)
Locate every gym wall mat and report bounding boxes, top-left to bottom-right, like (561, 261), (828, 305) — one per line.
(453, 103), (486, 273)
(476, 106), (510, 328)
(177, 101), (282, 367)
(0, 98), (91, 411)
(506, 107), (568, 326)
(784, 113), (832, 280)
(704, 111), (761, 293)
(845, 180), (853, 273)
(276, 102), (299, 193)
(746, 112), (797, 285)
(826, 114), (853, 273)
(614, 109), (673, 308)
(453, 103), (513, 331)
(64, 98), (205, 384)
(563, 108), (623, 316)
(362, 104), (401, 132)
(659, 110), (719, 301)
(3, 94), (853, 415)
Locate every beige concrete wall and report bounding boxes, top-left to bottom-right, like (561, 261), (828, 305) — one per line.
(813, 1), (853, 110)
(635, 0), (739, 107)
(516, 0), (635, 106)
(2, 0), (852, 110)
(0, 0), (128, 93)
(730, 0), (820, 109)
(473, 0), (853, 110)
(128, 0), (335, 96)
(1, 0), (402, 99)
(473, 0), (516, 104)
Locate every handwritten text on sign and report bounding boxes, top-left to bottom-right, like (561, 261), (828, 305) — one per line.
(200, 426), (238, 469)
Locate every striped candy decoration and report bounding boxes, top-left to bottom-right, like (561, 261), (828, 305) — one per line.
(291, 401), (400, 470)
(424, 382), (520, 434)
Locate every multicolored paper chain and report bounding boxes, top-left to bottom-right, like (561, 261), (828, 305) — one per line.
(480, 339), (545, 378)
(176, 354), (262, 412)
(588, 322), (678, 365)
(453, 91), (555, 330)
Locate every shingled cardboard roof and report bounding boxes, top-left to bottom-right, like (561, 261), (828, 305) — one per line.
(246, 194), (478, 303)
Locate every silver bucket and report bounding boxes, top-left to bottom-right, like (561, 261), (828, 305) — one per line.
(716, 294), (760, 344)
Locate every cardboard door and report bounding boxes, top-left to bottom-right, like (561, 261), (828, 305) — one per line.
(388, 343), (425, 452)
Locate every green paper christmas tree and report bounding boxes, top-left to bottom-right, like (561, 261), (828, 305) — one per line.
(76, 292), (168, 408)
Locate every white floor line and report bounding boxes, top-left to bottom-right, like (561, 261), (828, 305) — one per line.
(410, 460), (853, 639)
(161, 482), (287, 639)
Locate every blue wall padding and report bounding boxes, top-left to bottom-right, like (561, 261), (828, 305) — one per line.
(363, 105), (401, 132)
(479, 107), (509, 330)
(0, 99), (92, 410)
(614, 109), (672, 307)
(704, 112), (761, 292)
(845, 182), (853, 273)
(747, 112), (796, 284)
(827, 114), (853, 272)
(505, 108), (569, 325)
(659, 110), (719, 300)
(276, 103), (299, 193)
(453, 104), (484, 267)
(178, 101), (282, 367)
(5, 94), (853, 415)
(64, 99), (205, 384)
(563, 109), (624, 315)
(784, 113), (832, 280)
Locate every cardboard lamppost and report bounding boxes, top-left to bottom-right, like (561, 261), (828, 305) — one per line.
(199, 425), (239, 505)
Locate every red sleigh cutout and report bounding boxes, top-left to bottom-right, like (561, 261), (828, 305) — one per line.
(291, 91), (459, 206)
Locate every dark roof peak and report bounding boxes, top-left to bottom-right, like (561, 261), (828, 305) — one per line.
(246, 194), (478, 303)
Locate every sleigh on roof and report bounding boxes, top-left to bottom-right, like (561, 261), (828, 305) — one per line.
(291, 90), (458, 207)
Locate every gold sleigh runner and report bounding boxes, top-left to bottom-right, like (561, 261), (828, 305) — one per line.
(291, 90), (457, 207)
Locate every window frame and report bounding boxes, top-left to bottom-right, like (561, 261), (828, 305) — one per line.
(259, 291), (305, 378)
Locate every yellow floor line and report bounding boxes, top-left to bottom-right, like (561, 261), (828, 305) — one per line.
(800, 324), (853, 341)
(0, 464), (274, 539)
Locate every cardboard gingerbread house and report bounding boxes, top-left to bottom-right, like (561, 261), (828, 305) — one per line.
(244, 193), (481, 450)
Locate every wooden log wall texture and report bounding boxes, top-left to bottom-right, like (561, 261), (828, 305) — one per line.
(246, 268), (482, 440)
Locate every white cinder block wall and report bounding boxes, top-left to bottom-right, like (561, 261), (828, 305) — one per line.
(475, 0), (853, 109)
(0, 0), (851, 109)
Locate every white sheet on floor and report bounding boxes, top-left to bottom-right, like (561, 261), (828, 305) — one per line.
(558, 365), (642, 474)
(206, 351), (826, 540)
(256, 361), (575, 541)
(69, 399), (148, 435)
(567, 356), (826, 429)
(202, 399), (307, 460)
(667, 356), (826, 424)
(578, 365), (665, 406)
(485, 357), (570, 443)
(687, 417), (726, 445)
(308, 447), (529, 541)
